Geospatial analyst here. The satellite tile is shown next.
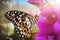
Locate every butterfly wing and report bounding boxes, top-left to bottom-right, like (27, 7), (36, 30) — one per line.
(4, 10), (34, 37)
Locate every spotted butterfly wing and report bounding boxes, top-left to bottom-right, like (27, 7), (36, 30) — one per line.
(4, 10), (35, 37)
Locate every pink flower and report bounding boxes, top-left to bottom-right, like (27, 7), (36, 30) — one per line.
(35, 7), (58, 40)
(28, 0), (60, 40)
(37, 7), (57, 34)
(53, 5), (60, 40)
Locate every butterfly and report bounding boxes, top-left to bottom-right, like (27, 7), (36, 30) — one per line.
(4, 10), (38, 38)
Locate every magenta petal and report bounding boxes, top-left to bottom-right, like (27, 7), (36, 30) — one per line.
(53, 22), (60, 33)
(48, 36), (54, 40)
(34, 33), (47, 40)
(58, 34), (60, 40)
(28, 0), (42, 4)
(37, 16), (47, 34)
